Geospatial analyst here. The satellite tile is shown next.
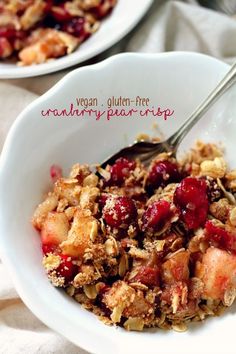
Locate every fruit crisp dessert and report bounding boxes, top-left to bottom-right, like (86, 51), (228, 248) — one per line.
(0, 0), (117, 65)
(32, 141), (236, 331)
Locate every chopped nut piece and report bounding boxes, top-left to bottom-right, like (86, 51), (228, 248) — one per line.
(209, 198), (230, 222)
(229, 207), (236, 226)
(110, 304), (125, 323)
(89, 220), (98, 242)
(66, 285), (75, 297)
(155, 240), (166, 252)
(70, 164), (90, 181)
(54, 178), (81, 206)
(57, 198), (69, 212)
(79, 186), (100, 211)
(73, 265), (100, 287)
(42, 254), (60, 272)
(20, 0), (46, 30)
(217, 178), (236, 205)
(104, 281), (135, 310)
(223, 288), (236, 307)
(65, 2), (84, 16)
(118, 254), (129, 277)
(129, 247), (149, 260)
(83, 174), (99, 187)
(129, 283), (148, 291)
(225, 170), (236, 190)
(105, 237), (119, 256)
(64, 206), (77, 221)
(96, 166), (111, 180)
(83, 284), (98, 299)
(172, 323), (187, 332)
(200, 157), (226, 179)
(124, 317), (144, 331)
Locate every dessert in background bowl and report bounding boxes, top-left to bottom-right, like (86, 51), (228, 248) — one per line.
(0, 0), (117, 65)
(0, 0), (153, 78)
(0, 52), (235, 354)
(33, 141), (236, 332)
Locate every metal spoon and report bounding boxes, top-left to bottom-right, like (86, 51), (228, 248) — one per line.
(198, 0), (236, 15)
(100, 61), (236, 168)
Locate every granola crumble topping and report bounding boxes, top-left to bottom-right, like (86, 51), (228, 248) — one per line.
(0, 0), (117, 65)
(32, 142), (236, 331)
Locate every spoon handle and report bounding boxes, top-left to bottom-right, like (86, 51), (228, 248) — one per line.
(168, 61), (236, 149)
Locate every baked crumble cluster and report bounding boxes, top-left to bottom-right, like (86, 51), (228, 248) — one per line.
(32, 141), (236, 332)
(0, 0), (117, 65)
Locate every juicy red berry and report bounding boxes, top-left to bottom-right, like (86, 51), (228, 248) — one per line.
(148, 160), (180, 189)
(132, 266), (160, 287)
(62, 18), (89, 40)
(109, 157), (136, 186)
(205, 220), (236, 252)
(174, 177), (209, 230)
(0, 27), (17, 39)
(56, 254), (78, 283)
(102, 196), (137, 228)
(0, 27), (26, 42)
(43, 0), (53, 13)
(142, 200), (173, 232)
(42, 243), (57, 255)
(50, 164), (62, 183)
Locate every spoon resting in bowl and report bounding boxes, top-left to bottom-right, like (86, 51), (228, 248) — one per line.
(100, 60), (236, 168)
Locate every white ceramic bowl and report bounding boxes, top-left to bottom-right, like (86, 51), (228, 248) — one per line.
(0, 52), (236, 354)
(0, 0), (153, 79)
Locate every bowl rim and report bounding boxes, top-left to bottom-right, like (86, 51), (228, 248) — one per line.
(0, 51), (230, 353)
(0, 0), (154, 79)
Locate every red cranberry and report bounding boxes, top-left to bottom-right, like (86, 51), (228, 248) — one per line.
(108, 157), (136, 186)
(0, 27), (26, 44)
(174, 177), (209, 230)
(42, 243), (57, 255)
(14, 30), (27, 40)
(50, 164), (62, 183)
(205, 220), (236, 253)
(142, 200), (173, 232)
(102, 196), (137, 228)
(43, 0), (53, 13)
(62, 18), (89, 41)
(56, 254), (78, 283)
(148, 160), (180, 189)
(132, 266), (160, 287)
